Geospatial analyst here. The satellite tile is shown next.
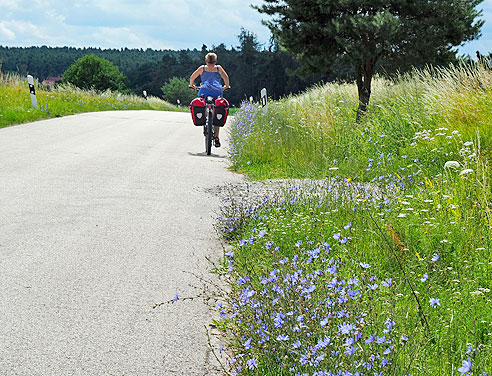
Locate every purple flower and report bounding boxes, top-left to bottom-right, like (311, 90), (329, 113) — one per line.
(303, 284), (316, 294)
(343, 337), (354, 347)
(344, 222), (352, 230)
(172, 294), (178, 303)
(430, 298), (440, 307)
(247, 357), (258, 369)
(258, 229), (267, 238)
(376, 336), (386, 344)
(316, 337), (331, 348)
(345, 346), (357, 355)
(365, 334), (376, 344)
(333, 233), (341, 240)
(348, 278), (359, 285)
(458, 357), (472, 374)
(432, 253), (439, 262)
(339, 323), (355, 335)
(244, 337), (252, 349)
(466, 345), (473, 354)
(382, 278), (393, 287)
(420, 273), (428, 282)
(292, 340), (301, 349)
(277, 334), (289, 341)
(360, 262), (370, 269)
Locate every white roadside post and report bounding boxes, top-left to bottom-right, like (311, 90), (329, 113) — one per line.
(260, 88), (268, 114)
(176, 99), (181, 108)
(260, 88), (267, 107)
(143, 90), (148, 101)
(27, 75), (38, 109)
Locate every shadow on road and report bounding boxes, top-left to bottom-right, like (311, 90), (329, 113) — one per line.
(188, 152), (228, 159)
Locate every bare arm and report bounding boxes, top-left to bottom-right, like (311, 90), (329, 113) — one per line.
(189, 66), (202, 89)
(218, 65), (230, 89)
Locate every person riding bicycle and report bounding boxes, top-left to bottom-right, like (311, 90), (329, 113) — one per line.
(189, 52), (230, 147)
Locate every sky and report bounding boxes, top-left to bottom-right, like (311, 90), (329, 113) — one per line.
(0, 0), (490, 57)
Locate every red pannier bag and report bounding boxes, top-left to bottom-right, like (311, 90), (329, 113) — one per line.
(213, 98), (229, 127)
(189, 97), (206, 126)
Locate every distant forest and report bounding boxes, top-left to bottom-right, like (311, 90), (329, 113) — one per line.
(0, 31), (331, 106)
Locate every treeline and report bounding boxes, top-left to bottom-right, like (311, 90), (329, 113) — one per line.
(0, 31), (329, 105)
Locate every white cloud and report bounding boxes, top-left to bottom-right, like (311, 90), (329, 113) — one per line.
(0, 0), (18, 9)
(0, 22), (16, 40)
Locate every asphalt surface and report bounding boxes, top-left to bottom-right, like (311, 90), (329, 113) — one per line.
(0, 111), (242, 375)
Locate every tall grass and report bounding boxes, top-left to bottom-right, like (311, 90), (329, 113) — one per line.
(229, 63), (492, 181)
(0, 72), (178, 128)
(218, 63), (492, 375)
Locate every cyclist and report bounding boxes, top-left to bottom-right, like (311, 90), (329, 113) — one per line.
(189, 52), (230, 147)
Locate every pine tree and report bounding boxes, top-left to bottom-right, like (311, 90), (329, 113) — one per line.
(255, 0), (484, 120)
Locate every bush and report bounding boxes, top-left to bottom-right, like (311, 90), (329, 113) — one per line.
(63, 54), (127, 92)
(161, 77), (196, 106)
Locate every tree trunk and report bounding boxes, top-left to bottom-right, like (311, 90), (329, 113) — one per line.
(355, 58), (374, 122)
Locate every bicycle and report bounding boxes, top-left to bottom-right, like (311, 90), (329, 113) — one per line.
(189, 87), (229, 156)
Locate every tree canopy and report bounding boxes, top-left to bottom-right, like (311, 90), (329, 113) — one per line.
(256, 0), (484, 119)
(62, 54), (126, 92)
(161, 77), (196, 106)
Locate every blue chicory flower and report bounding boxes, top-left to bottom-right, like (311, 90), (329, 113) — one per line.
(430, 298), (440, 307)
(458, 357), (472, 374)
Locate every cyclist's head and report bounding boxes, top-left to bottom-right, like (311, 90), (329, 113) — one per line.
(205, 52), (217, 64)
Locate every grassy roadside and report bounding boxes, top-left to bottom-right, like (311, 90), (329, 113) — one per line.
(0, 73), (178, 128)
(215, 63), (492, 375)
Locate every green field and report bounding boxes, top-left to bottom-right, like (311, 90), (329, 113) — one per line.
(0, 73), (178, 128)
(218, 63), (492, 375)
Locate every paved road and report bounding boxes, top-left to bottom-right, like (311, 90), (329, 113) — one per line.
(0, 111), (242, 375)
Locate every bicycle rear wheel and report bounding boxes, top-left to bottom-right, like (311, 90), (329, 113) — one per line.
(205, 110), (213, 155)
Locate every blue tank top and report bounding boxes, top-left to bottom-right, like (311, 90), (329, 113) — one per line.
(200, 66), (222, 96)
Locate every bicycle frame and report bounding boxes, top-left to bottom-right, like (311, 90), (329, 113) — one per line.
(203, 95), (215, 156)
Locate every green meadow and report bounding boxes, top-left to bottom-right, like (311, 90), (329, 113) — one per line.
(0, 73), (177, 128)
(218, 63), (492, 375)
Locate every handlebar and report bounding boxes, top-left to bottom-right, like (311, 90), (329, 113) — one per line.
(188, 85), (231, 91)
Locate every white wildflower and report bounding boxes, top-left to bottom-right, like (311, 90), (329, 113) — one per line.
(444, 161), (460, 169)
(471, 291), (484, 296)
(460, 169), (473, 176)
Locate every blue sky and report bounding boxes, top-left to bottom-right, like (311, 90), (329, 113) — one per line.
(0, 0), (490, 57)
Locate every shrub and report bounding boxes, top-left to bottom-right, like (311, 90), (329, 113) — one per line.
(62, 54), (127, 92)
(161, 77), (196, 106)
